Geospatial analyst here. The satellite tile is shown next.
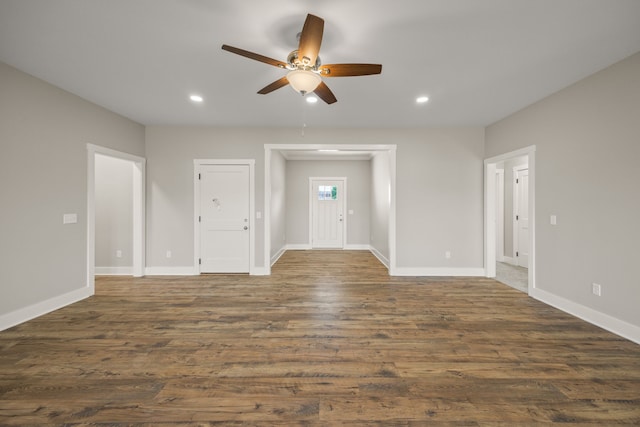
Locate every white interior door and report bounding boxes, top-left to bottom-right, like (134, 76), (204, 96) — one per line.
(199, 164), (250, 273)
(514, 168), (529, 268)
(311, 179), (345, 248)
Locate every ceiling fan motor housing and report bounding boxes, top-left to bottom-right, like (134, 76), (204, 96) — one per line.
(287, 50), (321, 72)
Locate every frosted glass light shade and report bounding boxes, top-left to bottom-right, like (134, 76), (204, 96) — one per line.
(287, 70), (321, 94)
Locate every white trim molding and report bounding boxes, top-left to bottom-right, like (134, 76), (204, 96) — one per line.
(0, 286), (92, 332)
(286, 244), (312, 250)
(144, 266), (198, 276)
(370, 246), (390, 269)
(95, 266), (133, 275)
(344, 244), (371, 250)
(531, 288), (640, 345)
(270, 246), (287, 266)
(393, 267), (486, 277)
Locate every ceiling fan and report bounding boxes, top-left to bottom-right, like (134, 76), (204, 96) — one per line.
(221, 14), (382, 104)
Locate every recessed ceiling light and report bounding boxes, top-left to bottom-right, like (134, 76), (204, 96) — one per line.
(190, 94), (203, 103)
(416, 96), (429, 104)
(306, 96), (318, 104)
(318, 149), (339, 152)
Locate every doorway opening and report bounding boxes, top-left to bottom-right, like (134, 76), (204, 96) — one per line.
(87, 144), (146, 291)
(264, 144), (397, 276)
(484, 146), (535, 294)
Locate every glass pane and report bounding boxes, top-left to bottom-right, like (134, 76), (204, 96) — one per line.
(318, 185), (338, 201)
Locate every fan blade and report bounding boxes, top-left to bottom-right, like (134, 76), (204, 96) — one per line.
(319, 63), (382, 77)
(221, 44), (288, 68)
(298, 14), (324, 67)
(258, 76), (290, 94)
(313, 81), (337, 104)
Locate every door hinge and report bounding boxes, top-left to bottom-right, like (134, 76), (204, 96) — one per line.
(199, 258), (201, 265)
(198, 216), (201, 222)
(516, 215), (519, 220)
(198, 173), (201, 180)
(516, 178), (519, 184)
(516, 251), (519, 257)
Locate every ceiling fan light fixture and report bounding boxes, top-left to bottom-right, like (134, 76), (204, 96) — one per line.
(287, 69), (321, 95)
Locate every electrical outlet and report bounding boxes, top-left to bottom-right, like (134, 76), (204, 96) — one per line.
(116, 250), (122, 258)
(592, 283), (602, 296)
(166, 250), (172, 259)
(445, 251), (451, 259)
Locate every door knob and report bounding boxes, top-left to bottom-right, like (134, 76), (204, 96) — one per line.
(244, 226), (248, 230)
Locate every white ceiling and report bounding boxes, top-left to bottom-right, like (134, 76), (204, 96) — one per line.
(1, 0), (639, 128)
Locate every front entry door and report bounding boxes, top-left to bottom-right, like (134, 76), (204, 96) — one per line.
(199, 164), (250, 273)
(311, 179), (345, 248)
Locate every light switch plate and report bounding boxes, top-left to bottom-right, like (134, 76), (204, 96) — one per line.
(63, 213), (77, 224)
(348, 210), (354, 215)
(550, 215), (557, 225)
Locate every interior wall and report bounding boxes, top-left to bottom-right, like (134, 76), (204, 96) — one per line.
(145, 126), (485, 273)
(285, 160), (371, 247)
(269, 150), (287, 261)
(370, 151), (391, 262)
(0, 61), (145, 322)
(95, 154), (133, 270)
(485, 51), (640, 328)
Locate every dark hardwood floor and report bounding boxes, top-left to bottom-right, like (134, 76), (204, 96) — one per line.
(1, 250), (639, 425)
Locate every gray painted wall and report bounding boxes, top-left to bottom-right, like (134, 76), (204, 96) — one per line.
(370, 151), (390, 261)
(485, 51), (640, 327)
(95, 154), (133, 268)
(285, 160), (371, 247)
(144, 127), (485, 271)
(0, 61), (145, 317)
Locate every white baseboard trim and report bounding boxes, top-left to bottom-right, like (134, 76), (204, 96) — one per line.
(270, 246), (286, 266)
(344, 244), (371, 250)
(95, 266), (133, 275)
(502, 256), (516, 266)
(286, 244), (312, 250)
(0, 286), (93, 332)
(531, 287), (640, 345)
(144, 266), (197, 276)
(392, 267), (486, 277)
(251, 267), (269, 276)
(369, 246), (390, 269)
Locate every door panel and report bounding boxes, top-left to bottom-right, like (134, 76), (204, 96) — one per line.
(311, 180), (344, 248)
(200, 164), (249, 273)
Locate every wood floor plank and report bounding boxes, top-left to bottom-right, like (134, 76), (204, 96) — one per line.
(1, 250), (639, 425)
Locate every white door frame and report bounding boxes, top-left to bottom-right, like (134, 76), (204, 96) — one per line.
(309, 177), (347, 249)
(264, 144), (397, 276)
(495, 169), (505, 262)
(194, 159), (255, 275)
(87, 144), (146, 291)
(513, 165), (529, 267)
(484, 145), (535, 294)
